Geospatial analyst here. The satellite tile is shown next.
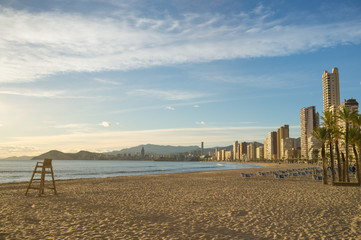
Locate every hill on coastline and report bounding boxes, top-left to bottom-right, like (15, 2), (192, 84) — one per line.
(31, 143), (264, 160)
(32, 150), (105, 160)
(32, 144), (202, 160)
(106, 144), (200, 156)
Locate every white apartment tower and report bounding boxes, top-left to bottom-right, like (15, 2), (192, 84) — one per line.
(300, 106), (319, 159)
(233, 141), (238, 160)
(322, 67), (340, 112)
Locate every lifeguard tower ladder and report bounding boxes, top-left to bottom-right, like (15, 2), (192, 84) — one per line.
(25, 159), (57, 196)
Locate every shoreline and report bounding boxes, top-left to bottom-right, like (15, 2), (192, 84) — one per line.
(1, 163), (360, 239)
(0, 161), (264, 185)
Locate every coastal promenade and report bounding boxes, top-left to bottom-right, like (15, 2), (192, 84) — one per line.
(0, 163), (360, 239)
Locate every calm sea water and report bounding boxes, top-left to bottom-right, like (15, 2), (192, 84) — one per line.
(0, 160), (262, 184)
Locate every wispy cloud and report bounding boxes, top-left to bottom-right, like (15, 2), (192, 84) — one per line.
(165, 106), (175, 111)
(1, 7), (361, 83)
(196, 121), (206, 126)
(0, 88), (93, 99)
(0, 145), (39, 157)
(99, 121), (111, 127)
(0, 89), (65, 98)
(94, 78), (122, 85)
(55, 124), (85, 129)
(127, 89), (208, 100)
(111, 98), (230, 114)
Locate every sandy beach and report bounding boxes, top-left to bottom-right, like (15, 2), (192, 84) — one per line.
(1, 163), (361, 239)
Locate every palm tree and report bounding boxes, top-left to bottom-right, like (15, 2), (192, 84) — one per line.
(331, 125), (343, 181)
(321, 110), (336, 182)
(348, 127), (361, 185)
(338, 107), (358, 182)
(351, 113), (361, 182)
(312, 126), (328, 184)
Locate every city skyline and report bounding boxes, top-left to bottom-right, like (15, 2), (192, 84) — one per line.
(1, 0), (361, 158)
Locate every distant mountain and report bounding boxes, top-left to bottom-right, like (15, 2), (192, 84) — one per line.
(107, 144), (200, 155)
(32, 143), (262, 160)
(32, 150), (105, 160)
(1, 156), (33, 160)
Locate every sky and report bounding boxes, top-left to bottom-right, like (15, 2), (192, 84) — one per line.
(0, 0), (361, 158)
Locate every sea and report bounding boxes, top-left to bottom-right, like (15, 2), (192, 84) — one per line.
(0, 160), (262, 184)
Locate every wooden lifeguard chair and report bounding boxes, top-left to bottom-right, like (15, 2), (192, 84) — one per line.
(25, 159), (57, 196)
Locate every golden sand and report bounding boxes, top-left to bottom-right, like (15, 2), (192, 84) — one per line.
(1, 163), (360, 239)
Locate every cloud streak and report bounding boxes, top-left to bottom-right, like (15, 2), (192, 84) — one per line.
(1, 7), (361, 83)
(165, 106), (175, 111)
(0, 88), (94, 99)
(100, 121), (111, 127)
(127, 89), (207, 100)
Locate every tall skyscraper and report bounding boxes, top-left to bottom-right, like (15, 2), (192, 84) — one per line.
(239, 142), (247, 161)
(264, 131), (277, 160)
(300, 106), (319, 159)
(277, 124), (289, 159)
(233, 141), (238, 160)
(322, 67), (340, 112)
(201, 142), (204, 155)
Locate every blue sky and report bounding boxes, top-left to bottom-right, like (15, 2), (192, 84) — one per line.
(0, 0), (361, 157)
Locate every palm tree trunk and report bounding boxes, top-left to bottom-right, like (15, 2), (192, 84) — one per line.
(358, 145), (361, 185)
(345, 124), (350, 182)
(352, 144), (360, 185)
(341, 152), (346, 182)
(335, 140), (342, 181)
(329, 140), (335, 182)
(322, 146), (328, 185)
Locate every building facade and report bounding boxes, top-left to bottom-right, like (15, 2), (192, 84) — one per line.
(322, 67), (340, 112)
(233, 141), (238, 160)
(277, 125), (289, 159)
(280, 138), (296, 159)
(264, 131), (277, 160)
(237, 142), (247, 161)
(300, 106), (319, 159)
(338, 98), (359, 160)
(256, 146), (264, 160)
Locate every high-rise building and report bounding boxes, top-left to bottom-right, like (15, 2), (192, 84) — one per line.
(339, 98), (359, 113)
(240, 142), (247, 156)
(256, 146), (264, 160)
(247, 142), (259, 161)
(264, 132), (277, 160)
(338, 98), (359, 160)
(237, 145), (241, 160)
(225, 150), (233, 161)
(221, 149), (227, 161)
(216, 148), (221, 161)
(280, 138), (296, 159)
(233, 141), (238, 160)
(300, 106), (319, 159)
(322, 67), (340, 112)
(201, 142), (204, 155)
(277, 125), (289, 159)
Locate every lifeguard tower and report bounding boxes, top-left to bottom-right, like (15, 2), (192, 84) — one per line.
(25, 159), (57, 196)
